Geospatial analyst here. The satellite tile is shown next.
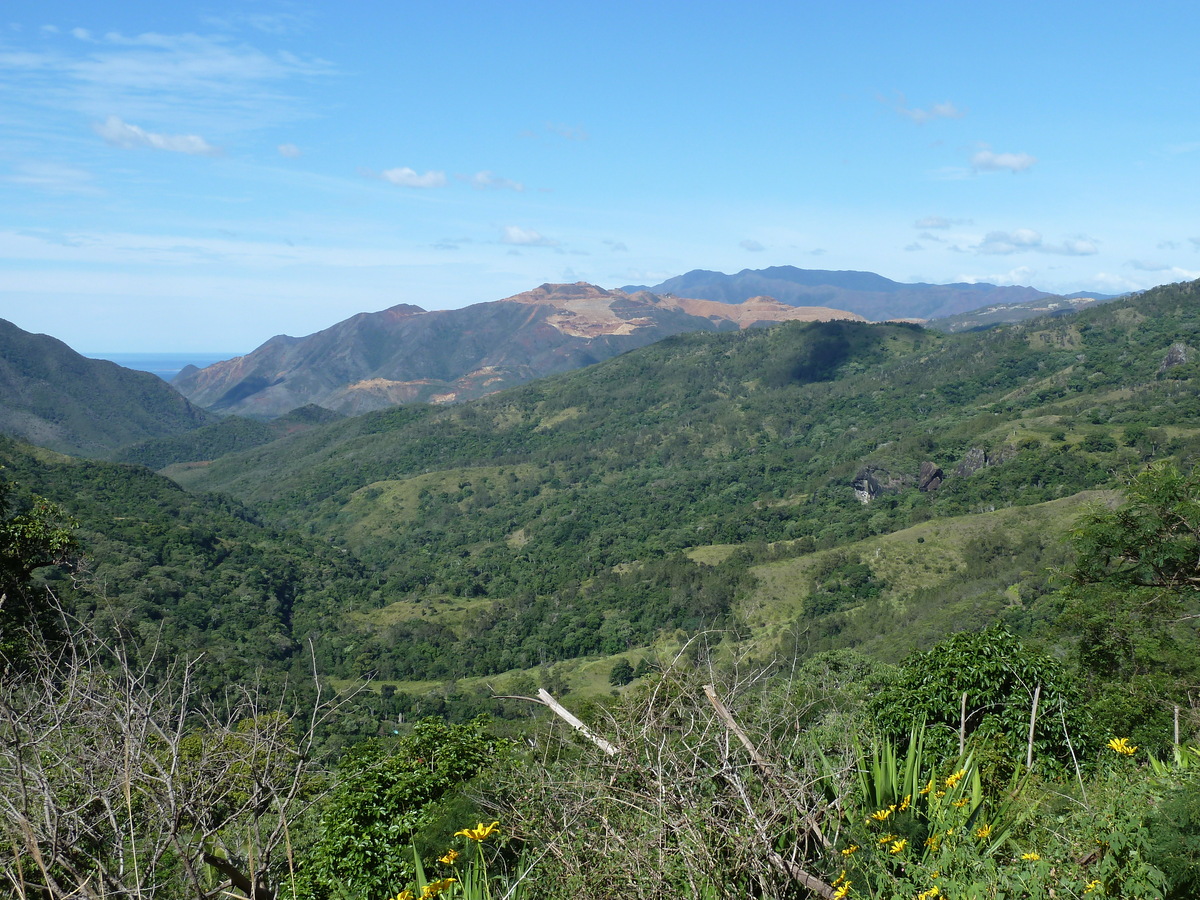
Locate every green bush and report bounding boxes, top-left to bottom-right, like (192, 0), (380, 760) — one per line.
(299, 717), (508, 900)
(1146, 776), (1200, 900)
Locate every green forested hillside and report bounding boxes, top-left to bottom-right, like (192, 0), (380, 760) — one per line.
(155, 280), (1200, 683)
(0, 318), (215, 456)
(0, 437), (374, 696)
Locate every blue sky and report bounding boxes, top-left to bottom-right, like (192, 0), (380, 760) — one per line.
(4, 1), (1200, 353)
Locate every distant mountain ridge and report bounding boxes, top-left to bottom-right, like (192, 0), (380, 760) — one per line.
(172, 282), (862, 418)
(0, 318), (214, 457)
(622, 266), (1066, 320)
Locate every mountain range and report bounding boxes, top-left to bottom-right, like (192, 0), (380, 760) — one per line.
(170, 281), (862, 418)
(623, 265), (1117, 320)
(0, 266), (1133, 456)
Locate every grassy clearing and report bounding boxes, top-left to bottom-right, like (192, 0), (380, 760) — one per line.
(741, 489), (1109, 628)
(339, 464), (536, 541)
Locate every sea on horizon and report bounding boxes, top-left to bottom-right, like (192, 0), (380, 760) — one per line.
(86, 352), (240, 381)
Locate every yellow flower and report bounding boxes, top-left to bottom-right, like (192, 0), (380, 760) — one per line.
(918, 888), (941, 900)
(1020, 851), (1040, 861)
(438, 849), (459, 865)
(878, 833), (897, 845)
(953, 797), (970, 808)
(419, 878), (457, 899)
(919, 778), (934, 796)
(924, 834), (942, 851)
(869, 805), (896, 822)
(833, 870), (847, 886)
(454, 821), (501, 842)
(897, 794), (911, 812)
(841, 845), (859, 856)
(1107, 737), (1137, 756)
(889, 838), (908, 854)
(833, 883), (851, 900)
(944, 769), (966, 788)
(1084, 878), (1102, 894)
(975, 823), (992, 839)
(392, 893), (414, 900)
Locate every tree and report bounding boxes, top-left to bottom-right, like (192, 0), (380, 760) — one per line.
(868, 626), (1087, 771)
(608, 658), (634, 686)
(0, 472), (75, 664)
(0, 620), (343, 899)
(299, 718), (508, 899)
(1060, 460), (1200, 750)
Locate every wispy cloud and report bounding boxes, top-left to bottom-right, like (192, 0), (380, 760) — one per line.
(603, 240), (628, 252)
(546, 122), (588, 141)
(914, 216), (952, 229)
(0, 28), (334, 135)
(277, 142), (301, 158)
(970, 147), (1036, 173)
(199, 11), (315, 37)
(501, 225), (557, 247)
(93, 115), (220, 155)
(7, 161), (101, 194)
(888, 93), (965, 124)
(972, 229), (1097, 256)
(378, 167), (446, 188)
(740, 238), (765, 252)
(467, 170), (524, 191)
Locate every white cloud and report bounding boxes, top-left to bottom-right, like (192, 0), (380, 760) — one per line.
(888, 93), (965, 124)
(277, 142), (301, 158)
(1052, 238), (1098, 256)
(971, 148), (1036, 173)
(1158, 240), (1180, 251)
(1190, 237), (1200, 250)
(1127, 259), (1171, 272)
(379, 167), (446, 188)
(958, 265), (1036, 285)
(740, 238), (765, 252)
(973, 229), (1097, 256)
(468, 170), (524, 191)
(914, 216), (951, 229)
(70, 28), (95, 42)
(603, 240), (629, 252)
(975, 228), (1042, 254)
(904, 242), (923, 252)
(93, 115), (220, 155)
(501, 225), (557, 247)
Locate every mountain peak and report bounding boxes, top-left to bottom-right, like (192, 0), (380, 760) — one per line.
(501, 282), (618, 304)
